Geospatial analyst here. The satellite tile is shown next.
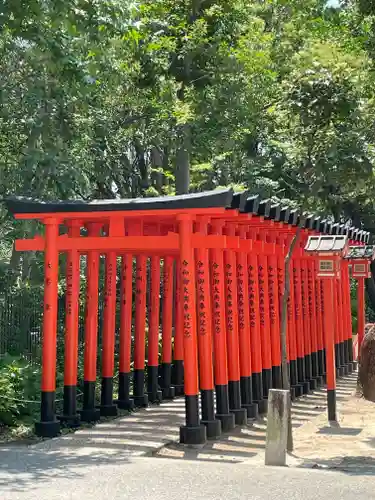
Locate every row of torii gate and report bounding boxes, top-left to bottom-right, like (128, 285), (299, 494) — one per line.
(5, 189), (372, 444)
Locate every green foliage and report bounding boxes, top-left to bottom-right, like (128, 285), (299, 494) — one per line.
(0, 356), (41, 426)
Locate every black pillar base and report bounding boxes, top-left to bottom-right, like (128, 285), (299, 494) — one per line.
(180, 424), (206, 445)
(62, 385), (79, 425)
(201, 419), (222, 439)
(272, 366), (283, 389)
(309, 378), (317, 391)
(262, 369), (272, 398)
(58, 414), (81, 428)
(147, 366), (163, 404)
(133, 394), (149, 407)
(327, 389), (337, 422)
(80, 408), (101, 422)
(37, 391), (60, 437)
(342, 365), (349, 376)
(116, 398), (135, 411)
(201, 389), (215, 422)
(317, 350), (325, 377)
(160, 363), (175, 399)
(311, 352), (319, 379)
(297, 357), (306, 386)
(148, 390), (163, 404)
(290, 387), (296, 401)
(215, 413), (236, 432)
(252, 372), (264, 403)
(172, 360), (184, 395)
(99, 404), (118, 417)
(228, 380), (242, 411)
(162, 386), (176, 400)
(292, 384), (304, 398)
(230, 407), (247, 426)
(304, 354), (313, 382)
(35, 420), (61, 438)
(290, 360), (298, 387)
(347, 362), (354, 374)
(336, 367), (345, 378)
(100, 377), (115, 411)
(174, 385), (185, 397)
(256, 398), (268, 414)
(242, 403), (258, 419)
(302, 381), (311, 394)
(314, 376), (323, 388)
(81, 381), (98, 422)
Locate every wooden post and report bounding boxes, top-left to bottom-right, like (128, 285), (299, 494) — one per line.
(35, 218), (61, 437)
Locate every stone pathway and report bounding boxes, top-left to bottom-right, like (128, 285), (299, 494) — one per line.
(0, 371), (359, 478)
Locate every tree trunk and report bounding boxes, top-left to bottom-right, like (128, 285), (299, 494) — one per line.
(151, 146), (164, 192)
(175, 123), (191, 194)
(280, 223), (303, 452)
(358, 325), (375, 401)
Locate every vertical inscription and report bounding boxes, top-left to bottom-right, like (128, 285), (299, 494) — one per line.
(182, 260), (191, 339)
(197, 260), (207, 336)
(225, 262), (234, 333)
(237, 263), (245, 332)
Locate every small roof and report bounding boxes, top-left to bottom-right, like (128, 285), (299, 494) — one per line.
(304, 214), (314, 230)
(305, 235), (348, 254)
(280, 206), (291, 224)
(269, 203), (281, 222)
(319, 219), (327, 233)
(5, 189), (235, 215)
(288, 209), (299, 226)
(230, 191), (249, 211)
(313, 216), (321, 231)
(244, 195), (260, 215)
(258, 199), (271, 218)
(346, 245), (375, 260)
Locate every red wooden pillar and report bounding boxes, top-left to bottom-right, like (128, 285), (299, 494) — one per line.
(133, 252), (149, 407)
(287, 244), (302, 396)
(293, 251), (309, 394)
(147, 256), (163, 403)
(247, 234), (267, 414)
(100, 249), (118, 416)
(237, 226), (258, 418)
(61, 220), (81, 426)
(357, 277), (366, 355)
(172, 260), (185, 396)
(81, 223), (101, 422)
(342, 262), (354, 372)
(336, 268), (347, 376)
(267, 234), (282, 388)
(210, 220), (236, 431)
(161, 256), (176, 399)
(223, 224), (247, 425)
(178, 214), (206, 445)
(35, 218), (61, 437)
(118, 254), (135, 409)
(323, 279), (337, 421)
(314, 262), (325, 380)
(257, 233), (273, 398)
(308, 259), (321, 387)
(332, 277), (342, 378)
(301, 254), (314, 389)
(195, 218), (221, 439)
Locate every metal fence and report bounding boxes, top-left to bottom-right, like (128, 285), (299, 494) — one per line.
(0, 287), (100, 363)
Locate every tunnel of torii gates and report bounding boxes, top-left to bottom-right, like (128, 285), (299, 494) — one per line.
(4, 189), (372, 444)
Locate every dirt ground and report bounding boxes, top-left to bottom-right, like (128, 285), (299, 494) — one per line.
(155, 371), (375, 473)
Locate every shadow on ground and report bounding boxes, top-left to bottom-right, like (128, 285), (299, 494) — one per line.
(298, 455), (375, 476)
(0, 373), (358, 489)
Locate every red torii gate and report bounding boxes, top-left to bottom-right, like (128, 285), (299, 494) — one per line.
(4, 189), (369, 444)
